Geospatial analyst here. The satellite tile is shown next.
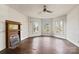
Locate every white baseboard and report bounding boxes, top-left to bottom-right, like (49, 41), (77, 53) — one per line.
(66, 39), (79, 47)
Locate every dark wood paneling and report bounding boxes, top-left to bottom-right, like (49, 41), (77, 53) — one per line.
(5, 20), (21, 49)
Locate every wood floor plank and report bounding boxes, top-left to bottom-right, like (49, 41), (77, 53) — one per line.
(1, 36), (79, 54)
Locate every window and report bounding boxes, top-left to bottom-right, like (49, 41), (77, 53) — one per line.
(32, 22), (39, 33)
(54, 19), (64, 34)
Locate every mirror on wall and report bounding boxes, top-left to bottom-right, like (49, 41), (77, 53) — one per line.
(8, 24), (18, 30)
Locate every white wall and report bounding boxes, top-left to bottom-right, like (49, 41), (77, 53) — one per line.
(66, 6), (79, 47)
(0, 5), (28, 51)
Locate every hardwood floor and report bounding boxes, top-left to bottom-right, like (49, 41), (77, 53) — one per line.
(1, 36), (79, 54)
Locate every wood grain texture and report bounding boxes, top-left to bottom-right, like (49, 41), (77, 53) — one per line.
(1, 36), (79, 54)
(5, 20), (21, 49)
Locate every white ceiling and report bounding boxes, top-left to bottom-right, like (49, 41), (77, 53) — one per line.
(7, 4), (77, 18)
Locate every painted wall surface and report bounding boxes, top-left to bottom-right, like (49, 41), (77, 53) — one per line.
(0, 5), (28, 51)
(66, 6), (79, 47)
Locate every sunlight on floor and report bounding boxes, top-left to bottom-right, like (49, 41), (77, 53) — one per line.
(54, 39), (65, 53)
(32, 37), (40, 53)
